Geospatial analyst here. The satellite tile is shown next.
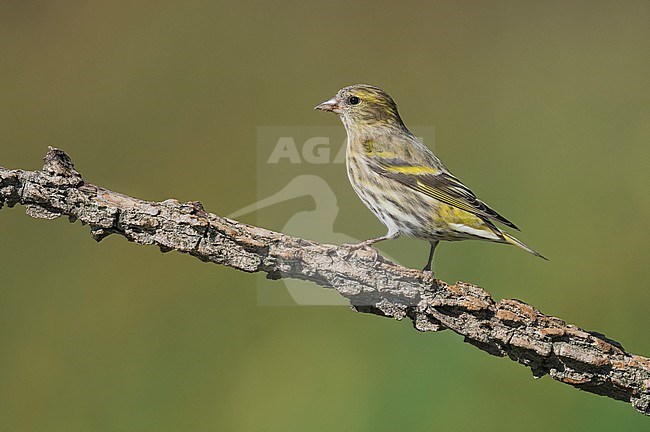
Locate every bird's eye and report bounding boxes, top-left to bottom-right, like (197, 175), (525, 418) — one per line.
(348, 96), (360, 105)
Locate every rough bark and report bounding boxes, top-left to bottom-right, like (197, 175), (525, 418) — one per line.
(1, 148), (648, 415)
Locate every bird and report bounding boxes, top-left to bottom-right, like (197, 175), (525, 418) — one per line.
(314, 84), (546, 272)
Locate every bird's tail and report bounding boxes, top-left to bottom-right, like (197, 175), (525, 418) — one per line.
(502, 233), (548, 260)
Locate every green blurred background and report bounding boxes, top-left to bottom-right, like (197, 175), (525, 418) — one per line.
(1, 1), (649, 430)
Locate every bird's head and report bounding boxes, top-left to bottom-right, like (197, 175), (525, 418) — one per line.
(315, 84), (405, 132)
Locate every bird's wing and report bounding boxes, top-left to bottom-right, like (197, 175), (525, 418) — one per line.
(367, 156), (519, 230)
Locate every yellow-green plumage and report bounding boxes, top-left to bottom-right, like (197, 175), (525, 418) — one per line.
(315, 84), (546, 271)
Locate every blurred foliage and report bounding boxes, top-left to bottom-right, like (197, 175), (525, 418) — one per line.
(1, 1), (648, 430)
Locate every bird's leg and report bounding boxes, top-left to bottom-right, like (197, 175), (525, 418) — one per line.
(343, 231), (399, 251)
(342, 231), (398, 265)
(422, 240), (439, 273)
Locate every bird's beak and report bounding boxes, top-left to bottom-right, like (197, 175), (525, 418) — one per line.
(314, 97), (341, 114)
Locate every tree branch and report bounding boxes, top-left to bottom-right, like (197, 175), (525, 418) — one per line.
(1, 148), (648, 415)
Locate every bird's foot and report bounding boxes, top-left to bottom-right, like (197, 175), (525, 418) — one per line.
(341, 240), (375, 251)
(420, 265), (436, 288)
(421, 266), (435, 277)
(341, 241), (380, 264)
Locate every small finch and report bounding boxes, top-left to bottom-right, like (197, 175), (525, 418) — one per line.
(315, 84), (546, 272)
